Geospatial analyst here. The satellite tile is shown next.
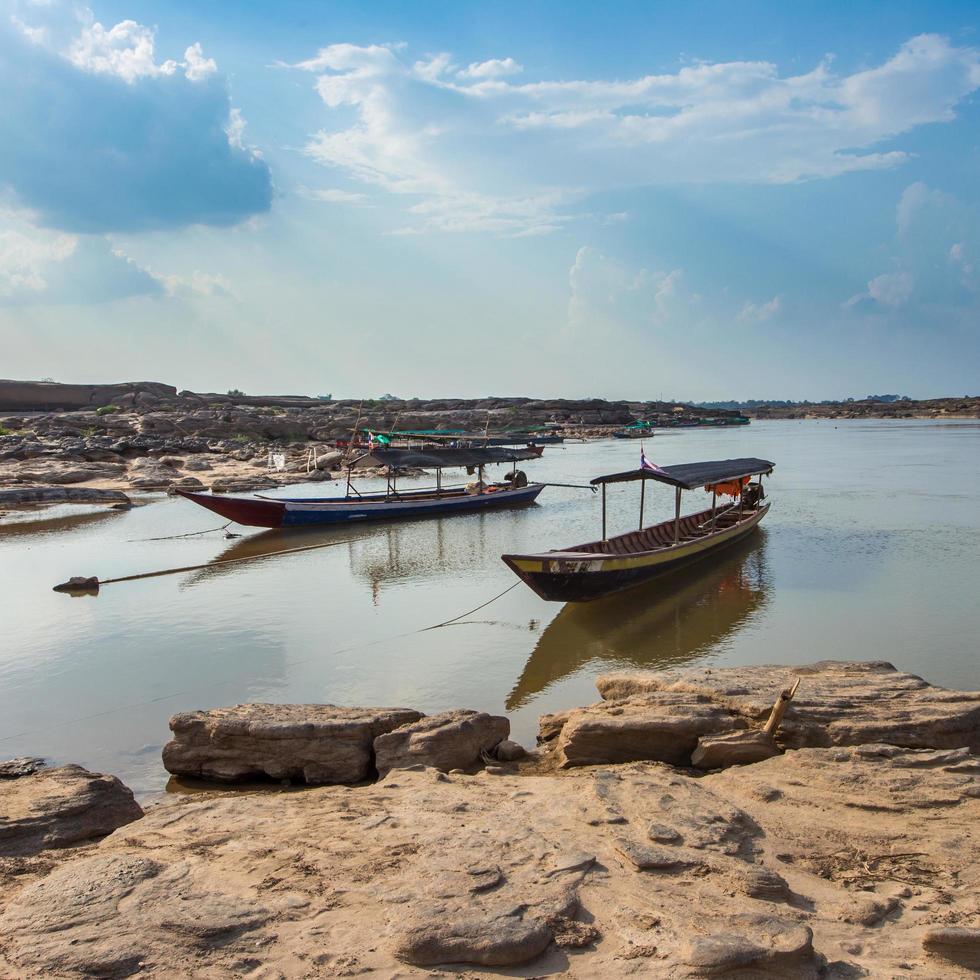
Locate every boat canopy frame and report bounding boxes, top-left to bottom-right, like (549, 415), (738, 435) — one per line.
(593, 457), (774, 543)
(346, 445), (541, 502)
(591, 457), (774, 490)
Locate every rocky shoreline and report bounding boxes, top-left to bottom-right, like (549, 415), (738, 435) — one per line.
(1, 381), (977, 519)
(2, 660), (977, 977)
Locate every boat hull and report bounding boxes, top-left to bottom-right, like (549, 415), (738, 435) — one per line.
(503, 504), (768, 602)
(177, 483), (544, 529)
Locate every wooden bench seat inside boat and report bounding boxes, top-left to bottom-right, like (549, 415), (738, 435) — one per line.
(572, 506), (758, 557)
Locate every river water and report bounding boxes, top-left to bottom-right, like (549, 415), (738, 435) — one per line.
(1, 420), (977, 795)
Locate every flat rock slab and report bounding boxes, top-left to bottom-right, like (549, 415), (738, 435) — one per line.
(163, 703), (423, 784)
(599, 660), (980, 750)
(693, 729), (780, 769)
(0, 747), (976, 977)
(374, 709), (509, 775)
(0, 765), (143, 856)
(547, 692), (748, 768)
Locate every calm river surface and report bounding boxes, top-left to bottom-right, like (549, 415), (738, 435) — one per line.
(2, 420), (978, 795)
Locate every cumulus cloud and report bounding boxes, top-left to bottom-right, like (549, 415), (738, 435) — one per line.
(737, 295), (782, 322)
(847, 270), (914, 309)
(897, 181), (953, 236)
(0, 9), (271, 233)
(457, 57), (522, 79)
(293, 35), (980, 234)
(0, 224), (76, 296)
(0, 211), (160, 304)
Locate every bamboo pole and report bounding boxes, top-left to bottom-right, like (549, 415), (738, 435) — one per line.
(763, 677), (802, 736)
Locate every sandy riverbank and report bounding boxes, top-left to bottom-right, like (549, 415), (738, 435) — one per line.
(2, 661), (977, 978)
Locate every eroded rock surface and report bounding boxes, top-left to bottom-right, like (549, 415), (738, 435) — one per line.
(162, 703), (423, 784)
(597, 660), (980, 752)
(0, 765), (142, 857)
(546, 691), (748, 768)
(374, 709), (509, 775)
(0, 744), (976, 977)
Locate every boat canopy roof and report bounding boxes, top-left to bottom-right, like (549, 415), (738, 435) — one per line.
(353, 446), (541, 469)
(591, 457), (774, 490)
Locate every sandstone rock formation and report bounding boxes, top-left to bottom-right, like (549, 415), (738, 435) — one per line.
(543, 691), (749, 768)
(596, 662), (980, 744)
(0, 765), (143, 857)
(162, 703), (423, 784)
(374, 709), (509, 775)
(543, 662), (980, 768)
(1, 743), (976, 977)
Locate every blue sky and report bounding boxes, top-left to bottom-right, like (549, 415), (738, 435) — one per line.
(1, 0), (978, 399)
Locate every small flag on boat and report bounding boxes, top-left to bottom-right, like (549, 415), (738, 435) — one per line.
(640, 447), (670, 477)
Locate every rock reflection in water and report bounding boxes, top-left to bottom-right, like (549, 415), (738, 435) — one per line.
(0, 507), (123, 540)
(506, 532), (770, 710)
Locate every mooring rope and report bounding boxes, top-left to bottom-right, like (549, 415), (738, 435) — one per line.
(127, 522), (232, 543)
(419, 582), (520, 631)
(4, 576), (524, 743)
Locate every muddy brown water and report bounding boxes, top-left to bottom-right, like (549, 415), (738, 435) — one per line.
(1, 419), (978, 796)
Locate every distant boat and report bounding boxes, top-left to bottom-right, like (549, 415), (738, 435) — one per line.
(502, 456), (773, 602)
(612, 421), (653, 439)
(177, 446), (545, 529)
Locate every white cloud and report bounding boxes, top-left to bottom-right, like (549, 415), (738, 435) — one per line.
(0, 223), (76, 295)
(0, 210), (160, 304)
(65, 16), (216, 83)
(865, 270), (914, 307)
(182, 41), (217, 82)
(457, 57), (523, 79)
(897, 181), (952, 235)
(294, 35), (980, 235)
(1, 9), (271, 232)
(304, 187), (371, 205)
(150, 268), (234, 299)
(737, 295), (782, 322)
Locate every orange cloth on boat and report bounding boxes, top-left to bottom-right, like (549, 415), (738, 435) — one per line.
(704, 476), (750, 498)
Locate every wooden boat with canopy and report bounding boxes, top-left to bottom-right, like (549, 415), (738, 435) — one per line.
(176, 447), (545, 529)
(502, 456), (773, 602)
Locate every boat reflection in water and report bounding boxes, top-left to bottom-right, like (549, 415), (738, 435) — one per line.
(184, 509), (531, 603)
(506, 531), (770, 711)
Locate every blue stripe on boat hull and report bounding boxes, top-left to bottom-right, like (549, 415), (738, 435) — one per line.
(280, 484), (544, 526)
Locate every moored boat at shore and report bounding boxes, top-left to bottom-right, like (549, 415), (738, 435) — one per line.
(177, 446), (545, 529)
(502, 455), (773, 602)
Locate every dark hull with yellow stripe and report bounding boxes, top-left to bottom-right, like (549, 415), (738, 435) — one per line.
(502, 503), (768, 602)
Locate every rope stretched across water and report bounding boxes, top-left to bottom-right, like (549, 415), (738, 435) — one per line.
(18, 559), (525, 744)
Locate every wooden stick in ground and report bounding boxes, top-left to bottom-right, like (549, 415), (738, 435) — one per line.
(763, 677), (802, 736)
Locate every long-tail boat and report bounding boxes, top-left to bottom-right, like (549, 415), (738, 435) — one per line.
(502, 455), (773, 602)
(177, 447), (545, 529)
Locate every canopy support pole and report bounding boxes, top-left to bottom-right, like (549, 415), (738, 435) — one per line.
(436, 468), (442, 494)
(638, 477), (645, 531)
(601, 483), (607, 541)
(478, 464), (484, 493)
(711, 489), (717, 529)
(674, 486), (681, 544)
